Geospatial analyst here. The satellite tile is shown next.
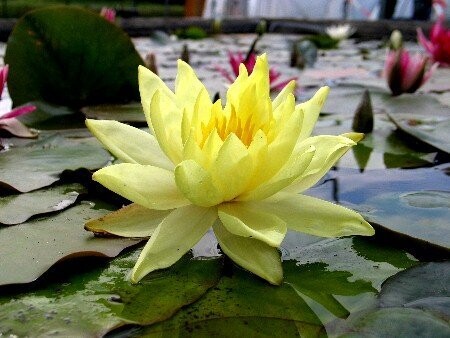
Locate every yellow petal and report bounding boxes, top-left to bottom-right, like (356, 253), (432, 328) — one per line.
(93, 163), (190, 210)
(149, 90), (183, 164)
(286, 134), (357, 193)
(248, 54), (270, 97)
(175, 60), (212, 112)
(272, 80), (296, 111)
(174, 159), (223, 207)
(218, 202), (287, 247)
(213, 222), (283, 285)
(238, 145), (315, 201)
(296, 86), (329, 141)
(247, 106), (302, 190)
(86, 119), (173, 170)
(85, 203), (170, 237)
(262, 192), (375, 237)
(138, 65), (176, 126)
(131, 205), (217, 282)
(210, 133), (252, 201)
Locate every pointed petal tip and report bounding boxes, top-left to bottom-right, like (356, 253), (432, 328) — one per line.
(342, 132), (364, 143)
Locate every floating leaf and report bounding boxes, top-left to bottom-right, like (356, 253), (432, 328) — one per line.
(378, 262), (450, 315)
(0, 251), (222, 336)
(81, 103), (146, 123)
(133, 266), (324, 337)
(0, 201), (139, 286)
(0, 183), (85, 225)
(0, 133), (110, 192)
(334, 263), (450, 337)
(17, 101), (81, 129)
(5, 6), (144, 109)
(362, 191), (450, 250)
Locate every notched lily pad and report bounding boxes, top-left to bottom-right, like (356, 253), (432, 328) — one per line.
(0, 183), (85, 225)
(0, 133), (110, 192)
(0, 201), (139, 286)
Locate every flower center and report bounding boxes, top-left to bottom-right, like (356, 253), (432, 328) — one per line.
(198, 104), (272, 148)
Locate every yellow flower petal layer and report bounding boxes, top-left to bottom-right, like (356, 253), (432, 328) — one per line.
(286, 134), (360, 193)
(85, 203), (170, 238)
(138, 65), (176, 127)
(210, 134), (252, 201)
(296, 86), (329, 141)
(218, 202), (287, 247)
(262, 192), (375, 237)
(93, 163), (190, 210)
(85, 119), (173, 170)
(174, 159), (223, 207)
(213, 221), (283, 285)
(238, 145), (315, 201)
(149, 89), (183, 164)
(131, 205), (217, 282)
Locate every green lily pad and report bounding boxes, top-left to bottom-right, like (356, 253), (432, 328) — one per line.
(131, 265), (324, 337)
(362, 191), (450, 250)
(0, 201), (139, 286)
(0, 183), (85, 225)
(334, 263), (450, 337)
(0, 133), (110, 192)
(379, 262), (450, 315)
(17, 101), (82, 129)
(5, 6), (144, 109)
(120, 233), (417, 337)
(0, 251), (222, 337)
(81, 103), (146, 123)
(388, 113), (450, 154)
(336, 308), (450, 338)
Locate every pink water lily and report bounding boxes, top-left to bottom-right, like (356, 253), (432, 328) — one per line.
(0, 65), (37, 138)
(384, 49), (437, 96)
(217, 51), (297, 92)
(100, 7), (116, 23)
(417, 16), (450, 67)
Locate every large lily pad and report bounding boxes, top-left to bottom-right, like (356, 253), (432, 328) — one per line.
(119, 234), (417, 337)
(0, 183), (85, 225)
(5, 6), (144, 109)
(0, 251), (222, 337)
(0, 133), (110, 192)
(0, 201), (139, 286)
(334, 262), (450, 337)
(362, 191), (450, 250)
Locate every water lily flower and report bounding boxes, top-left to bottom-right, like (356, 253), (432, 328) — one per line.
(0, 64), (36, 137)
(384, 48), (437, 96)
(417, 16), (450, 66)
(216, 51), (297, 92)
(0, 65), (8, 97)
(85, 54), (374, 285)
(100, 7), (116, 23)
(325, 24), (356, 41)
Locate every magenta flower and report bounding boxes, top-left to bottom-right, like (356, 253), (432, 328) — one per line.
(384, 49), (437, 96)
(217, 51), (297, 92)
(0, 65), (37, 138)
(100, 7), (116, 23)
(417, 17), (450, 67)
(0, 65), (8, 97)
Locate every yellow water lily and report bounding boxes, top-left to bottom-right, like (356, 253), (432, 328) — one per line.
(85, 54), (374, 285)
